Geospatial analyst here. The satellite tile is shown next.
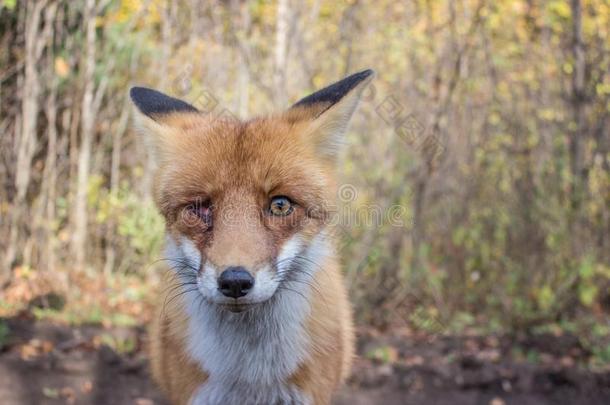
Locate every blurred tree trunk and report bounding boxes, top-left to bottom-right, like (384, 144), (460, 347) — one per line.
(4, 0), (50, 276)
(72, 0), (97, 270)
(42, 47), (59, 274)
(339, 1), (358, 76)
(274, 0), (289, 106)
(237, 53), (250, 118)
(140, 0), (176, 200)
(569, 0), (586, 243)
(102, 9), (144, 275)
(103, 95), (130, 275)
(410, 0), (482, 275)
(230, 0), (251, 118)
(26, 4), (59, 270)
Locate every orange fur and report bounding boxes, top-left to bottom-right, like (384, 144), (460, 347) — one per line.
(150, 257), (353, 405)
(149, 273), (208, 405)
(147, 113), (353, 404)
(138, 71), (373, 405)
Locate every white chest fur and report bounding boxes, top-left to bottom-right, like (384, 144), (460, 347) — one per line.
(165, 232), (331, 405)
(184, 288), (312, 405)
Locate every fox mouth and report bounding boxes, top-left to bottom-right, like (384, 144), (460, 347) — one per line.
(220, 302), (256, 313)
(213, 286), (283, 312)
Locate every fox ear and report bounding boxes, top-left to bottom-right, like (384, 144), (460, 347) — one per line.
(130, 87), (198, 120)
(129, 87), (199, 162)
(290, 69), (375, 160)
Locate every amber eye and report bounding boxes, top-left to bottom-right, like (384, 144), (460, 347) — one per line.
(269, 196), (294, 216)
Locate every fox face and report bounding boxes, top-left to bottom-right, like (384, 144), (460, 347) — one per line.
(131, 70), (374, 313)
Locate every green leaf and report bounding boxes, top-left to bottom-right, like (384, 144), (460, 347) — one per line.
(538, 285), (555, 311)
(2, 0), (16, 10)
(579, 284), (598, 307)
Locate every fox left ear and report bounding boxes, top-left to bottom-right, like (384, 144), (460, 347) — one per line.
(289, 69), (375, 160)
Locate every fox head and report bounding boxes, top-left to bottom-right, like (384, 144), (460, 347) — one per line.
(130, 70), (374, 312)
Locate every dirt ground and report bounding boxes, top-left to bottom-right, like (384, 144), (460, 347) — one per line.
(1, 315), (609, 405)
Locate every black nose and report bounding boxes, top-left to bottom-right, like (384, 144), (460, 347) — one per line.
(218, 267), (254, 298)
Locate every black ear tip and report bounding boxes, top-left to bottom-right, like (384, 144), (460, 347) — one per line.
(129, 86), (198, 118)
(129, 86), (150, 106)
(357, 69), (376, 79)
(129, 86), (147, 100)
(292, 69), (376, 109)
(342, 69), (376, 84)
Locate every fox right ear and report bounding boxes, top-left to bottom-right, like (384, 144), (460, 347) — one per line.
(130, 87), (199, 161)
(130, 87), (198, 121)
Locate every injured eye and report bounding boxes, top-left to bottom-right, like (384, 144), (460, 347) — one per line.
(269, 196), (294, 216)
(184, 200), (212, 226)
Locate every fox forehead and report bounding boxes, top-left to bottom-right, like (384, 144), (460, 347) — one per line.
(155, 114), (334, 210)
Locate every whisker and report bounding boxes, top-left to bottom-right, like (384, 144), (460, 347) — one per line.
(161, 287), (200, 320)
(150, 257), (199, 272)
(272, 258), (331, 310)
(198, 293), (206, 314)
(278, 277), (325, 299)
(276, 285), (308, 302)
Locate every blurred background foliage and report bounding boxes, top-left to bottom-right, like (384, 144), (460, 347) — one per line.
(0, 0), (609, 359)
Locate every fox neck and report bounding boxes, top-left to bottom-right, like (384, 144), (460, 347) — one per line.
(184, 285), (310, 386)
(175, 232), (332, 387)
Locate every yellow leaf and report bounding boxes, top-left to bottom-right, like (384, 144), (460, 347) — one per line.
(54, 57), (69, 78)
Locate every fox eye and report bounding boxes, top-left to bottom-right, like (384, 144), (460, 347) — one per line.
(184, 200), (212, 225)
(269, 196), (294, 216)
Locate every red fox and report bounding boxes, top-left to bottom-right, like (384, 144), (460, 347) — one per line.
(130, 69), (375, 405)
